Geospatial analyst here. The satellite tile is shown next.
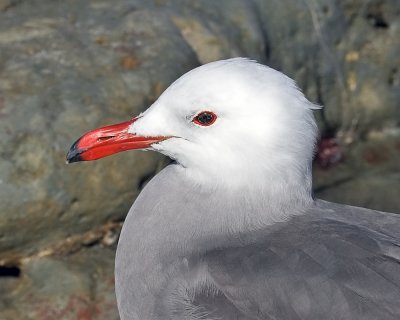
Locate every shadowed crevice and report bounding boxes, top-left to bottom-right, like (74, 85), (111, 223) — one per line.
(0, 265), (21, 278)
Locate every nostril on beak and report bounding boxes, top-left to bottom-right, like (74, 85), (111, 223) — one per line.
(97, 136), (116, 142)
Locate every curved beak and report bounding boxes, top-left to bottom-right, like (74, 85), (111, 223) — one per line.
(66, 117), (170, 163)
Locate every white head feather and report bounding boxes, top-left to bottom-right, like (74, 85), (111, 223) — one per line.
(129, 58), (319, 206)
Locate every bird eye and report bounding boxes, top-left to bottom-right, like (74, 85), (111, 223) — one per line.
(192, 111), (217, 126)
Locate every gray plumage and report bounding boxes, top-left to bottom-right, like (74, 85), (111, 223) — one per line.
(116, 164), (400, 320)
(103, 59), (400, 319)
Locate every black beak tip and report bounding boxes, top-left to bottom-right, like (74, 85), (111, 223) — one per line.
(66, 138), (84, 164)
(66, 152), (83, 164)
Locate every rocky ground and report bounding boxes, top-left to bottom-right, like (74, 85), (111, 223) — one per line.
(0, 0), (399, 318)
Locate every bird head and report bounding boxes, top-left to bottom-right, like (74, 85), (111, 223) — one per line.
(67, 58), (319, 192)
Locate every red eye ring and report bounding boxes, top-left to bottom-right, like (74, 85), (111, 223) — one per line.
(192, 111), (217, 126)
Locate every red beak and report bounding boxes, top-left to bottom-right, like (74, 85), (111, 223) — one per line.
(66, 117), (169, 163)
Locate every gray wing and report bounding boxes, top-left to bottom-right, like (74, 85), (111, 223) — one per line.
(203, 201), (400, 320)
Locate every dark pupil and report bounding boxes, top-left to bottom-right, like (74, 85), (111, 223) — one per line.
(197, 112), (213, 124)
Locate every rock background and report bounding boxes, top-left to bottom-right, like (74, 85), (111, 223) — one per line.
(0, 0), (398, 318)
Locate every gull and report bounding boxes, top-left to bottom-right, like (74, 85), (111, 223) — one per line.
(67, 58), (400, 320)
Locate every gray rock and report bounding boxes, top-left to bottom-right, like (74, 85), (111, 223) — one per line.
(256, 0), (400, 211)
(0, 0), (266, 261)
(0, 245), (118, 320)
(314, 134), (400, 213)
(257, 0), (400, 133)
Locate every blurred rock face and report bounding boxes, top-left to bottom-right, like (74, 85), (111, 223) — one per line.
(259, 0), (400, 213)
(0, 0), (398, 318)
(0, 0), (266, 259)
